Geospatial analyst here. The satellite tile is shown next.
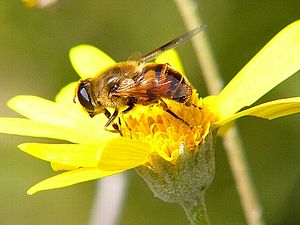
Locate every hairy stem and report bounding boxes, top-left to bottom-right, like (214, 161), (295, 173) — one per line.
(179, 192), (210, 225)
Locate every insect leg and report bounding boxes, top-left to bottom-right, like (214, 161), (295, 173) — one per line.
(122, 102), (135, 114)
(104, 108), (119, 131)
(104, 109), (119, 128)
(159, 100), (193, 129)
(103, 109), (122, 134)
(103, 108), (111, 118)
(118, 114), (132, 139)
(119, 102), (135, 136)
(191, 103), (202, 110)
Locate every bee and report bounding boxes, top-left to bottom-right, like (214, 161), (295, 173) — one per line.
(76, 26), (205, 131)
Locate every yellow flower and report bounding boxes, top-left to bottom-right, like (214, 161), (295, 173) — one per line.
(22, 0), (57, 8)
(0, 20), (300, 195)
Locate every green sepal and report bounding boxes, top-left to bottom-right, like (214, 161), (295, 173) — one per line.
(136, 129), (217, 204)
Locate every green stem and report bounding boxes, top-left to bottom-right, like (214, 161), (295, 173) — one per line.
(179, 192), (210, 225)
(174, 0), (266, 224)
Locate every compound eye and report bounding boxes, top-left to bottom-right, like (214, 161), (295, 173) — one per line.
(77, 83), (94, 111)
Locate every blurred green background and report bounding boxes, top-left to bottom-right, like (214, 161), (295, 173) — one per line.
(0, 1), (299, 225)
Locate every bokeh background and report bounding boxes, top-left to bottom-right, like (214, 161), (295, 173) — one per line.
(0, 1), (299, 225)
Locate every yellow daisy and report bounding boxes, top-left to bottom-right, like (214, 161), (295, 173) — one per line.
(0, 20), (299, 195)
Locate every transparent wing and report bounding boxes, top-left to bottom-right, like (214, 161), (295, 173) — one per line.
(139, 26), (206, 62)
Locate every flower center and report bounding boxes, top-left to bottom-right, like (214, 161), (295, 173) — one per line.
(119, 92), (217, 162)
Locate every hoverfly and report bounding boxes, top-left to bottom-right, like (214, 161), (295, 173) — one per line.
(76, 26), (205, 131)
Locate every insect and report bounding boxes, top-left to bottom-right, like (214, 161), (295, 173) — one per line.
(75, 26), (205, 131)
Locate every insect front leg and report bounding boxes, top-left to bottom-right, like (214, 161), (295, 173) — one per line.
(103, 108), (121, 134)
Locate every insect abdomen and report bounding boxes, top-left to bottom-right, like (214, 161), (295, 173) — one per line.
(167, 67), (192, 103)
(143, 64), (192, 104)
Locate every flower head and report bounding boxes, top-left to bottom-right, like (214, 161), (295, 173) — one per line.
(0, 20), (299, 195)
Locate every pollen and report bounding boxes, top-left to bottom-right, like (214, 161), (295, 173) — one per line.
(120, 91), (217, 162)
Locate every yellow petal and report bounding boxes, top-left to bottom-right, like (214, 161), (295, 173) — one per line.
(69, 45), (116, 78)
(54, 82), (90, 118)
(155, 49), (186, 75)
(18, 143), (102, 168)
(22, 0), (37, 7)
(7, 95), (116, 143)
(27, 168), (123, 195)
(55, 82), (78, 104)
(8, 95), (87, 125)
(0, 118), (105, 143)
(51, 162), (78, 171)
(216, 97), (300, 126)
(98, 138), (153, 171)
(213, 20), (300, 119)
(18, 138), (152, 171)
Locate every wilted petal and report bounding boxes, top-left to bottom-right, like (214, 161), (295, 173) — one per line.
(69, 44), (115, 78)
(216, 97), (300, 126)
(213, 20), (300, 119)
(27, 168), (123, 195)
